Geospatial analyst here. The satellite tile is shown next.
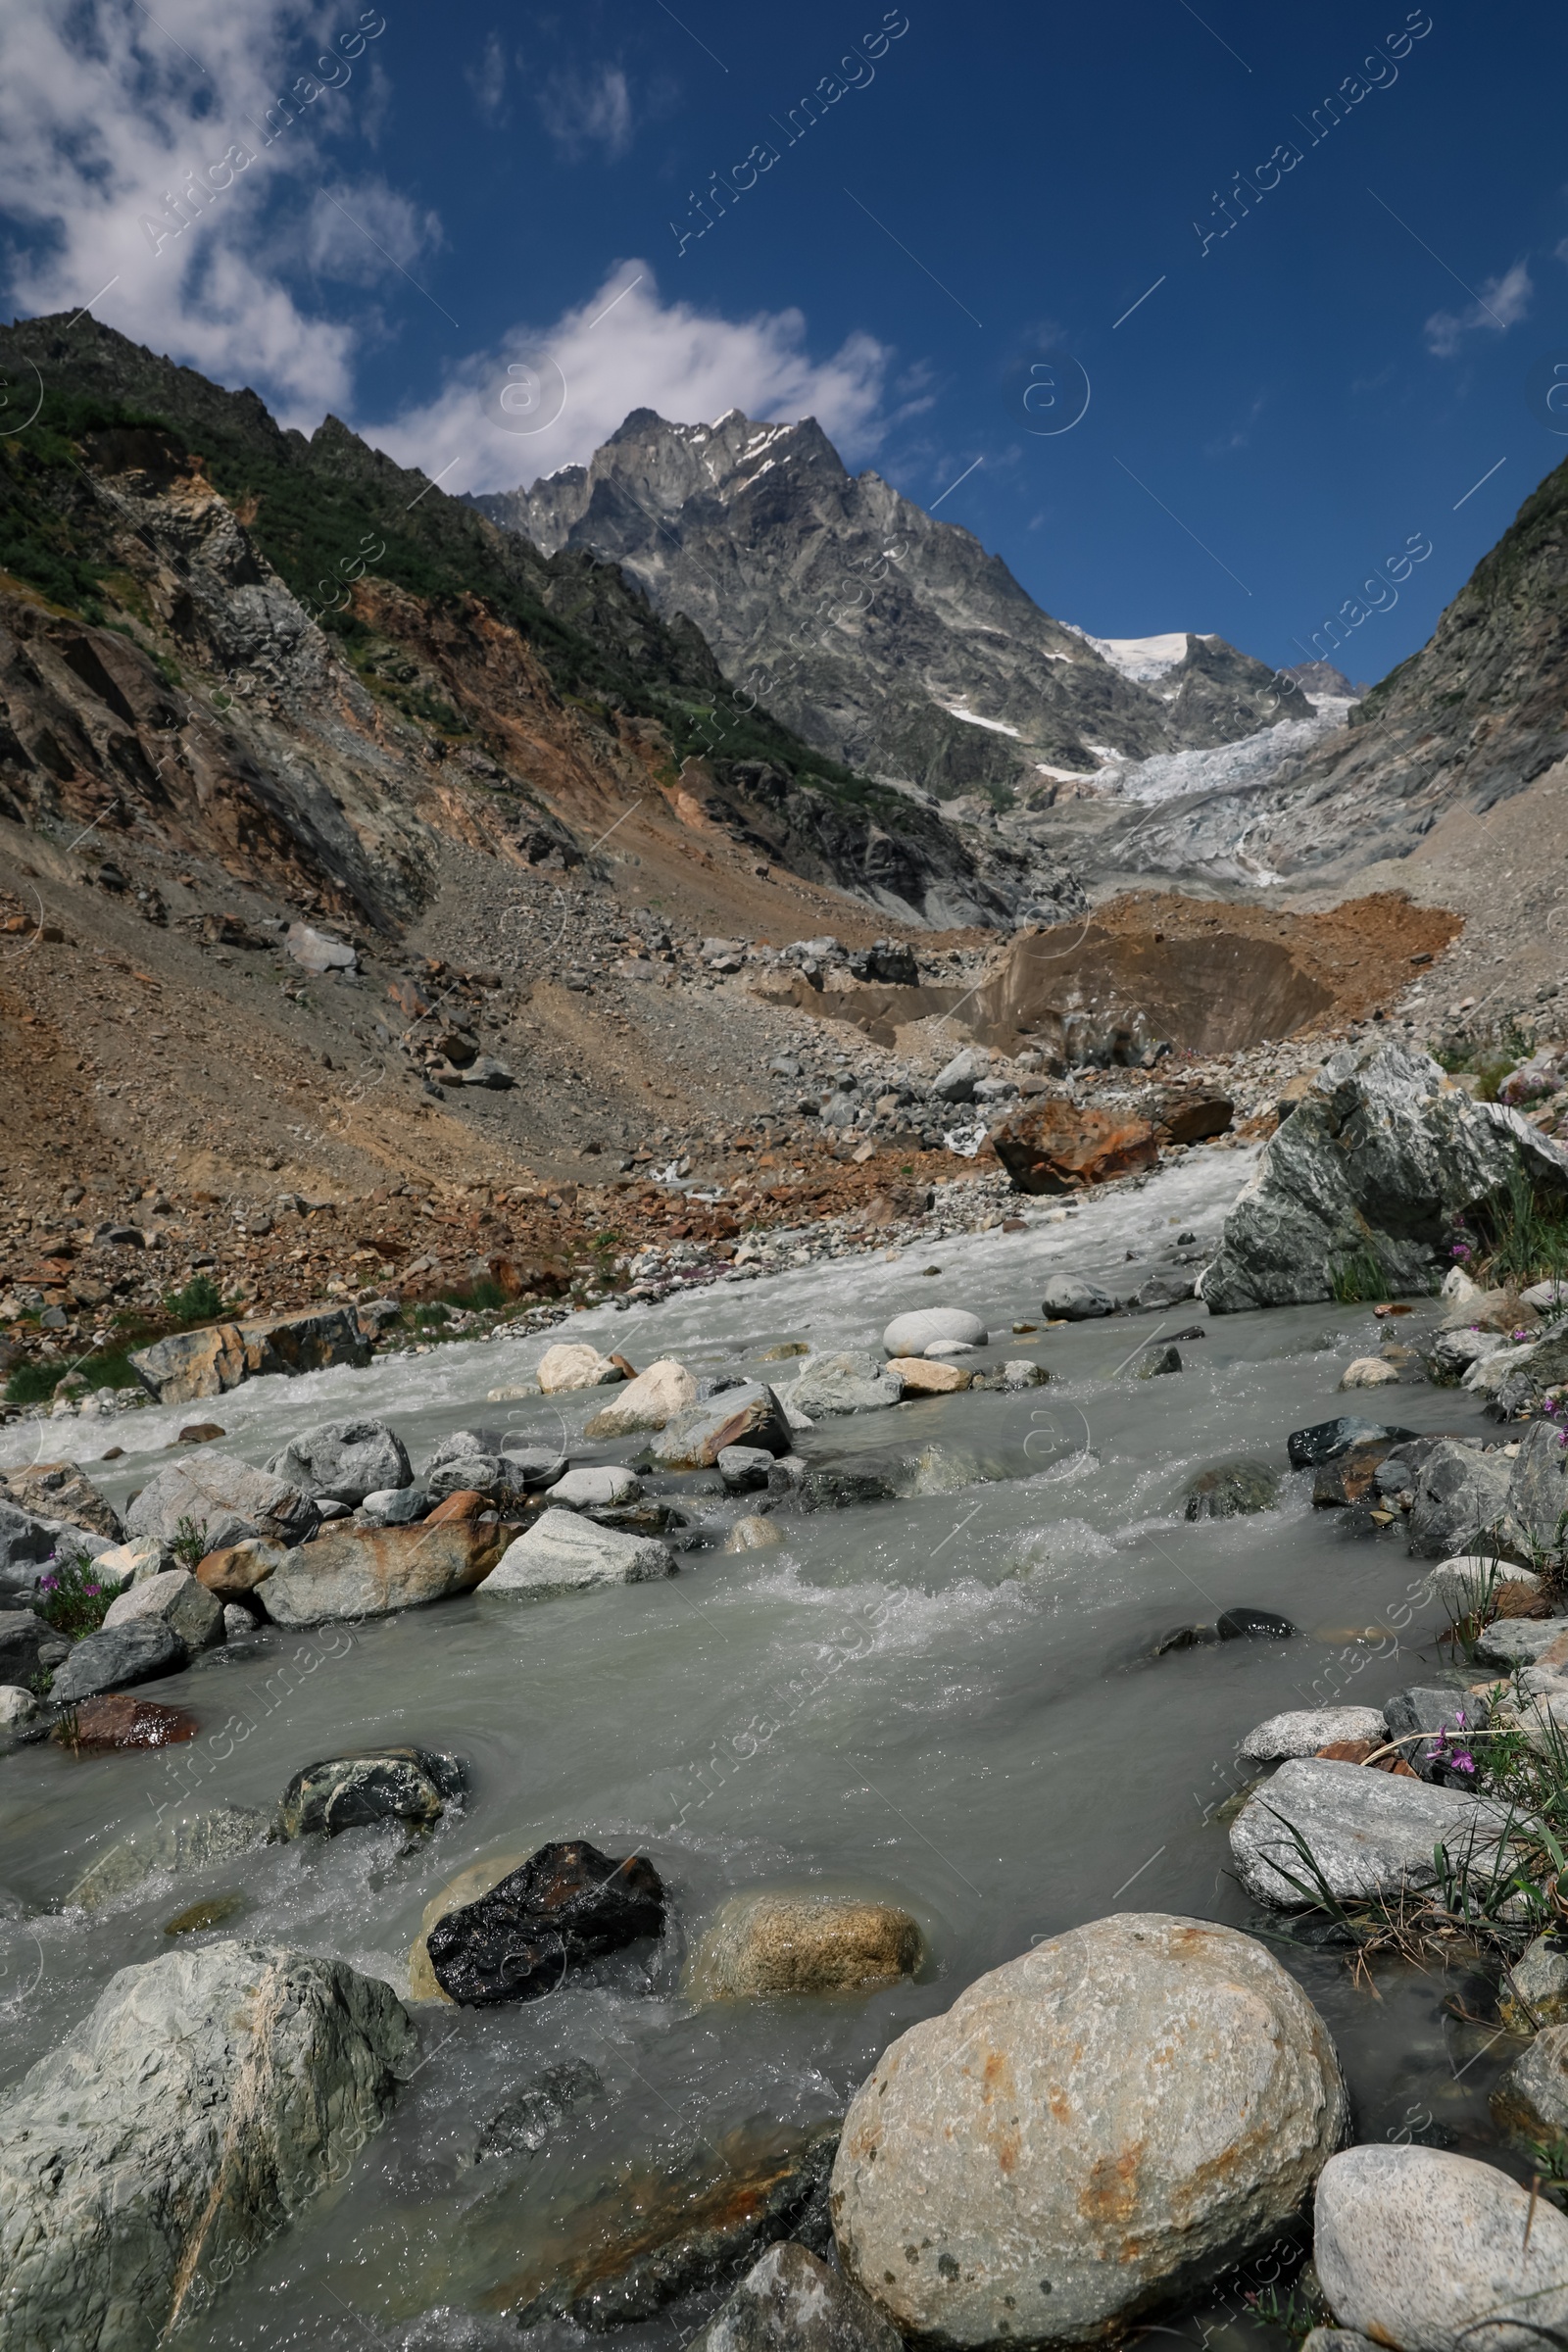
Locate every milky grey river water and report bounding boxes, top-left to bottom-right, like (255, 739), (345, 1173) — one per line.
(0, 1151), (1527, 2347)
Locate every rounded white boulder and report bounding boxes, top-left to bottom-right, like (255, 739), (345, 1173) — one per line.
(1314, 2143), (1568, 2349)
(882, 1308), (987, 1356)
(832, 1911), (1347, 2344)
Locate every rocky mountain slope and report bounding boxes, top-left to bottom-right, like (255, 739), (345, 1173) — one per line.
(473, 409), (1307, 799)
(0, 316), (1069, 933)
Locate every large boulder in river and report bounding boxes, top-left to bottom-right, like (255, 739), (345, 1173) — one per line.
(1229, 1758), (1508, 1907)
(0, 1940), (414, 2347)
(102, 1567), (223, 1653)
(691, 2242), (901, 2352)
(124, 1453), (317, 1555)
(536, 1342), (624, 1394)
(0, 1462), (122, 1541)
(258, 1520), (503, 1626)
(830, 1912), (1347, 2345)
(1404, 1438), (1517, 1559)
(990, 1099), (1159, 1194)
(127, 1304), (368, 1403)
(275, 1747), (465, 1840)
(585, 1358), (698, 1436)
(1201, 1040), (1568, 1313)
(1314, 2144), (1568, 2349)
(265, 1418), (411, 1506)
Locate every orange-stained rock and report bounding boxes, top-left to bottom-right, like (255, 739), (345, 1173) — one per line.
(988, 1100), (1159, 1195)
(194, 1538), (285, 1596)
(258, 1520), (504, 1626)
(425, 1490), (486, 1525)
(62, 1694), (199, 1748)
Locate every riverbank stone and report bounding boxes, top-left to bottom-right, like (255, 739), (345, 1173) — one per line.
(652, 1384), (793, 1469)
(1230, 1758), (1508, 1907)
(1313, 2143), (1568, 2349)
(1241, 1707), (1389, 1763)
(0, 1939), (415, 2346)
(1287, 1416), (1417, 1470)
(585, 1358), (698, 1436)
(426, 1838), (664, 2005)
(258, 1520), (503, 1626)
(51, 1618), (186, 1702)
(1498, 1933), (1568, 2030)
(124, 1453), (317, 1554)
(831, 1911), (1347, 2346)
(1041, 1274), (1114, 1320)
(102, 1567), (222, 1653)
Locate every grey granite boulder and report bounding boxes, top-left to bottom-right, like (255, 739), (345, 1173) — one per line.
(1240, 1706), (1388, 1763)
(789, 1353), (904, 1416)
(124, 1453), (316, 1555)
(1473, 1615), (1568, 1668)
(102, 1568), (223, 1654)
(51, 1620), (187, 1703)
(1493, 2021), (1568, 2159)
(1405, 1439), (1516, 1561)
(0, 1609), (69, 1684)
(831, 1912), (1346, 2346)
(482, 1510), (675, 1598)
(0, 1940), (415, 2347)
(548, 1466), (643, 1509)
(67, 1803), (271, 1910)
(1314, 2143), (1568, 2350)
(1498, 1933), (1568, 2031)
(0, 1498), (66, 1596)
(653, 1384), (793, 1469)
(691, 2242), (901, 2352)
(266, 1419), (411, 1506)
(1229, 1758), (1508, 1907)
(1202, 1040), (1568, 1313)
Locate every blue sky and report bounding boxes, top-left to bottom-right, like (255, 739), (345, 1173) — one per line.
(5, 0), (1567, 681)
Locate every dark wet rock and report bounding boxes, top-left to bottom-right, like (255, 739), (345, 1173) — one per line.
(1152, 1625), (1223, 1657)
(500, 1448), (570, 1492)
(1184, 1461), (1278, 1521)
(1384, 1687), (1489, 1784)
(718, 1446), (776, 1494)
(51, 1618), (186, 1703)
(1287, 1417), (1418, 1470)
(0, 1609), (69, 1683)
(475, 2060), (604, 2162)
(798, 1461), (902, 1511)
(690, 2241), (902, 2352)
(275, 1747), (466, 1840)
(265, 1418), (412, 1506)
(1133, 1344), (1182, 1378)
(1217, 1607), (1299, 1641)
(0, 1940), (414, 2345)
(426, 1838), (664, 2007)
(512, 2122), (839, 2328)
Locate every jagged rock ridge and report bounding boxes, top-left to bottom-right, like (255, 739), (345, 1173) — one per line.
(472, 408), (1308, 801)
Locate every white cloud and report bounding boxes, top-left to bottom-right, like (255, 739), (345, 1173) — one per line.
(538, 65), (633, 162)
(306, 180), (441, 287)
(361, 263), (893, 494)
(467, 28), (509, 124)
(0, 0), (416, 417)
(1425, 259), (1533, 358)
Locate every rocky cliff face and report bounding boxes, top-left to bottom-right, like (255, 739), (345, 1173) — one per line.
(0, 317), (1061, 931)
(473, 409), (1306, 798)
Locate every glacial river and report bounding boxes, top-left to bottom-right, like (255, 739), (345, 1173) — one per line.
(0, 1150), (1523, 2348)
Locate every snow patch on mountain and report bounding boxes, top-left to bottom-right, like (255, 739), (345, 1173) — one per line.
(1096, 710), (1343, 805)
